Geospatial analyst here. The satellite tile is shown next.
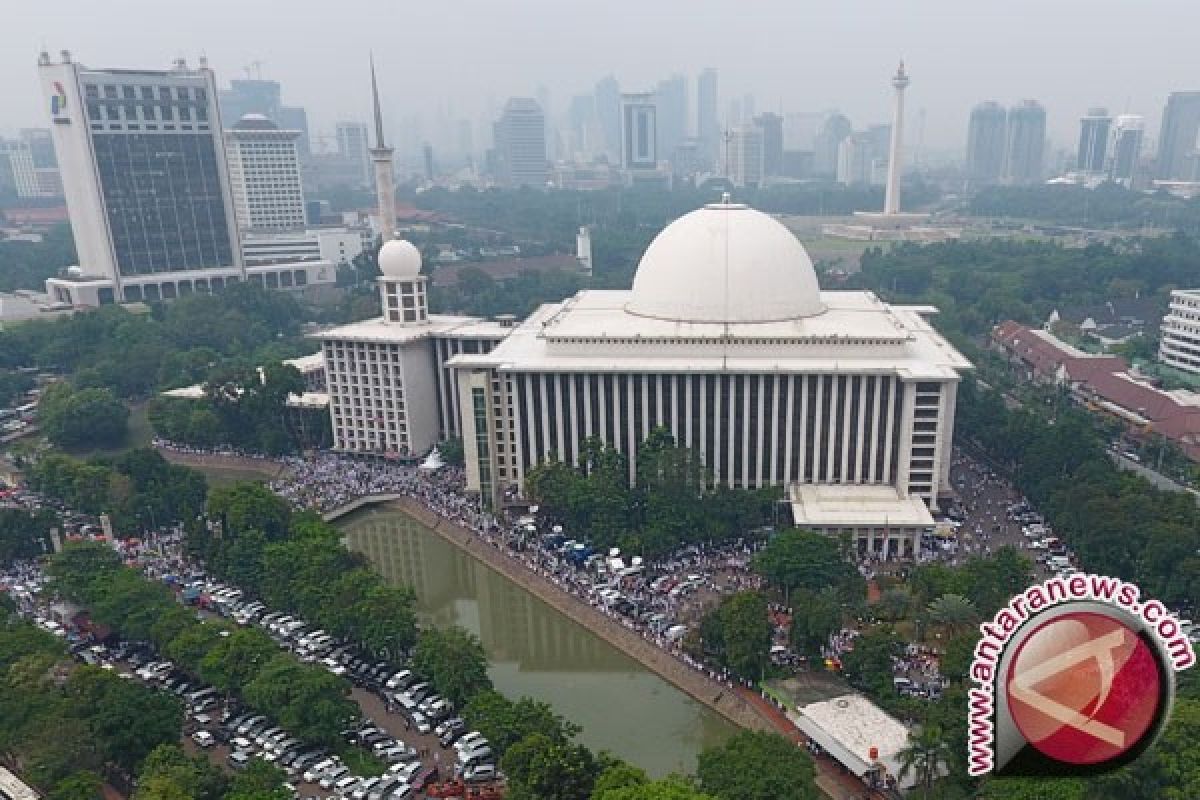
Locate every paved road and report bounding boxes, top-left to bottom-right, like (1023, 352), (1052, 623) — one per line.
(1110, 452), (1200, 504)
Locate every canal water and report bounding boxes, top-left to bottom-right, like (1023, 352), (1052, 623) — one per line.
(339, 506), (737, 777)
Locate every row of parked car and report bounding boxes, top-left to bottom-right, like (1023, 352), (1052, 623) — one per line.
(198, 579), (501, 793)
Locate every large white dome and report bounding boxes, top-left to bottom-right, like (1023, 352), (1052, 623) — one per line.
(378, 239), (422, 280)
(625, 203), (825, 323)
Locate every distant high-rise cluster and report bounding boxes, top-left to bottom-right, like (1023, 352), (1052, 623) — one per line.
(1076, 107), (1112, 173)
(964, 100), (1046, 186)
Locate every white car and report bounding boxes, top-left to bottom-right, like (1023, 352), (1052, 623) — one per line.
(303, 758), (337, 784)
(191, 730), (216, 748)
(319, 766), (350, 790)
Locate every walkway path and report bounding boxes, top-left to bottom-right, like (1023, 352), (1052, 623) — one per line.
(156, 448), (291, 480)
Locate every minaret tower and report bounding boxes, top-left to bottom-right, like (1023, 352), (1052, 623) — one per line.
(884, 60), (909, 215)
(369, 55), (396, 243)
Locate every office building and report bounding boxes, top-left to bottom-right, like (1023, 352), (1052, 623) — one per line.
(0, 137), (61, 198)
(240, 228), (362, 270)
(966, 102), (1007, 186)
(1109, 114), (1144, 186)
(730, 125), (764, 187)
(814, 113), (852, 178)
(1156, 92), (1200, 180)
(837, 126), (889, 187)
(218, 77), (310, 157)
(225, 114), (306, 231)
(38, 51), (243, 305)
(754, 112), (784, 178)
(336, 121), (371, 186)
(1077, 107), (1112, 173)
(655, 74), (688, 165)
(697, 68), (719, 166)
(1158, 289), (1200, 375)
(1004, 100), (1046, 184)
(784, 112), (824, 151)
(594, 76), (621, 161)
(621, 93), (657, 170)
(452, 201), (972, 556)
(493, 98), (547, 188)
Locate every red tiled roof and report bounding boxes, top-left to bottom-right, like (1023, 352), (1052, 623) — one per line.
(993, 321), (1200, 458)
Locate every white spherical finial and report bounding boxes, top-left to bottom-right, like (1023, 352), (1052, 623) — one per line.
(378, 239), (422, 279)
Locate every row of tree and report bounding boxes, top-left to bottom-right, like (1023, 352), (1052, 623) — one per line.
(525, 430), (779, 558)
(25, 448), (208, 536)
(48, 541), (361, 750)
(0, 508), (58, 566)
(0, 615), (183, 797)
(957, 379), (1200, 609)
(968, 183), (1200, 232)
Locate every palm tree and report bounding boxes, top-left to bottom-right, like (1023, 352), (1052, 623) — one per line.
(896, 725), (952, 799)
(926, 593), (979, 636)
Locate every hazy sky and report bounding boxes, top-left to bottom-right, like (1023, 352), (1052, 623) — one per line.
(7, 0), (1200, 156)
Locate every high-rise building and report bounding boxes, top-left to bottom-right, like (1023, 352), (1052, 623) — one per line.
(783, 112), (824, 151)
(697, 68), (719, 167)
(1156, 92), (1200, 180)
(753, 112), (784, 178)
(1004, 100), (1046, 184)
(493, 98), (547, 187)
(730, 125), (764, 187)
(38, 51), (245, 305)
(0, 132), (62, 198)
(966, 102), (1007, 186)
(594, 76), (621, 161)
(335, 121), (371, 186)
(655, 74), (688, 165)
(621, 93), (657, 170)
(814, 113), (852, 178)
(225, 114), (306, 232)
(1076, 107), (1112, 173)
(218, 78), (310, 157)
(1109, 115), (1144, 186)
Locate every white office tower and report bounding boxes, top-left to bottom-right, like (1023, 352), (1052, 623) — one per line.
(884, 61), (909, 215)
(1159, 289), (1200, 374)
(576, 226), (593, 276)
(451, 203), (972, 556)
(225, 114), (306, 231)
(368, 57), (396, 243)
(621, 93), (657, 169)
(38, 50), (245, 305)
(730, 125), (764, 188)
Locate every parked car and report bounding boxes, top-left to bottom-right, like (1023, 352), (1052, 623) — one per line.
(191, 730), (216, 748)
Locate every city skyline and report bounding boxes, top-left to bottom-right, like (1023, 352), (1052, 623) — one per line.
(6, 1), (1200, 155)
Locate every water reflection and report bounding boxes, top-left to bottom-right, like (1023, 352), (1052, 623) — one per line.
(341, 507), (737, 776)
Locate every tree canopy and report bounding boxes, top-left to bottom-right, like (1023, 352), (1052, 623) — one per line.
(695, 731), (819, 800)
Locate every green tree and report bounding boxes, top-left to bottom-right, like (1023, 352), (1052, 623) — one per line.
(594, 776), (716, 800)
(789, 590), (843, 661)
(463, 689), (580, 758)
(896, 726), (953, 800)
(753, 529), (865, 604)
(412, 626), (492, 707)
(199, 628), (278, 698)
(134, 745), (228, 800)
(696, 731), (818, 800)
(710, 591), (772, 679)
(840, 625), (902, 699)
(877, 587), (912, 622)
(500, 732), (600, 800)
(37, 383), (129, 449)
(926, 594), (980, 636)
(66, 666), (183, 776)
(242, 654), (358, 749)
(46, 772), (104, 800)
(207, 483), (292, 541)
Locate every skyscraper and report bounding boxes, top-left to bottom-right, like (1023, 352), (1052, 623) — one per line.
(225, 115), (305, 232)
(697, 68), (719, 167)
(336, 121), (371, 187)
(654, 74), (688, 165)
(594, 76), (621, 161)
(813, 113), (852, 178)
(1110, 115), (1144, 186)
(218, 78), (310, 157)
(1004, 100), (1046, 184)
(38, 51), (243, 304)
(493, 98), (547, 187)
(966, 102), (1007, 186)
(620, 93), (657, 170)
(1156, 91), (1200, 180)
(1076, 107), (1112, 173)
(0, 130), (62, 198)
(729, 125), (764, 187)
(753, 112), (783, 178)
